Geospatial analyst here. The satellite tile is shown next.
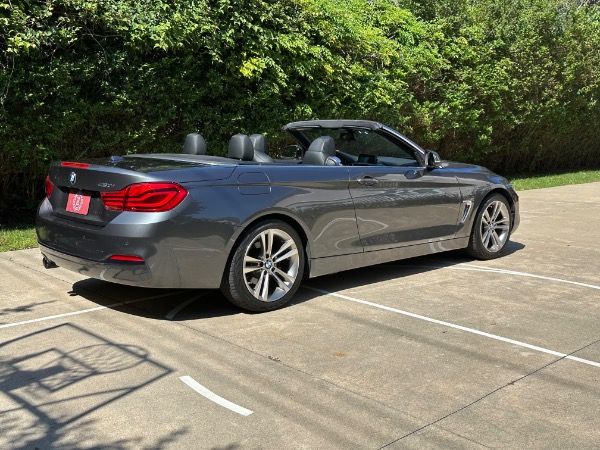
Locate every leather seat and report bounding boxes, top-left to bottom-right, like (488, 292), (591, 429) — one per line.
(228, 134), (254, 161)
(302, 136), (336, 165)
(183, 133), (207, 155)
(249, 134), (275, 163)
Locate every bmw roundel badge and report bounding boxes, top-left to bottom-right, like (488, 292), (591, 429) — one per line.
(70, 171), (77, 185)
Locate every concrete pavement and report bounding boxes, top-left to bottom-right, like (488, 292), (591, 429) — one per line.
(0, 182), (598, 449)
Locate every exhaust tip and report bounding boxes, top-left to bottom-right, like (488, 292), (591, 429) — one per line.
(43, 256), (57, 269)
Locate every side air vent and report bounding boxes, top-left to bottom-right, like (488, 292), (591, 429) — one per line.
(460, 200), (473, 224)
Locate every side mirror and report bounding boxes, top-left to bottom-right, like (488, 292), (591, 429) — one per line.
(425, 150), (442, 170)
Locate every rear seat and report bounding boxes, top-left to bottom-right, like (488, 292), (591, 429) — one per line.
(249, 134), (275, 163)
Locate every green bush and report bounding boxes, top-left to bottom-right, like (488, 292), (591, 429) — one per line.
(1, 0), (599, 220)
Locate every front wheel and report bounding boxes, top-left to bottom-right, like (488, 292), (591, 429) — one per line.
(466, 194), (512, 260)
(221, 220), (305, 312)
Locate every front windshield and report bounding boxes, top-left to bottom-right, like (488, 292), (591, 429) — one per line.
(299, 127), (420, 167)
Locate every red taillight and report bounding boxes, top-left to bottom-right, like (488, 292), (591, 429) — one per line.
(61, 162), (90, 168)
(45, 175), (54, 198)
(108, 255), (145, 263)
(101, 182), (188, 212)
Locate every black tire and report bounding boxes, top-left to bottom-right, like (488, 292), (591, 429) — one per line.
(466, 194), (512, 260)
(221, 220), (305, 312)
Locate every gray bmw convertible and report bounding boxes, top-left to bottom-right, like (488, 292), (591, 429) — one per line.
(37, 120), (519, 311)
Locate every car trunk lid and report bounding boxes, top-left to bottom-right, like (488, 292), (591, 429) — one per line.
(46, 155), (236, 226)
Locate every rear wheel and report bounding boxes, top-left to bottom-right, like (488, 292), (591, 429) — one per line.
(221, 220), (305, 312)
(466, 194), (512, 260)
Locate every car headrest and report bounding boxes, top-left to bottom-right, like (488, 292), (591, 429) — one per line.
(302, 136), (336, 165)
(248, 134), (274, 163)
(228, 134), (254, 161)
(183, 133), (207, 155)
(249, 134), (269, 155)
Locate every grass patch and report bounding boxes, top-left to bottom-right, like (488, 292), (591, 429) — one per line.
(507, 169), (600, 191)
(0, 226), (38, 252)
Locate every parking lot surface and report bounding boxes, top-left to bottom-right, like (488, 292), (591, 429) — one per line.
(1, 182), (598, 449)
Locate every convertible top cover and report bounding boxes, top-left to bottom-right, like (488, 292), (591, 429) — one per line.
(283, 120), (385, 131)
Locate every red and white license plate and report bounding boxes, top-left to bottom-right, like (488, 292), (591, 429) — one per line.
(66, 191), (91, 215)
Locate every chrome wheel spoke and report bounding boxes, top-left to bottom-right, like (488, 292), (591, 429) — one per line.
(253, 271), (266, 297)
(244, 255), (262, 264)
(482, 210), (491, 225)
(271, 239), (294, 259)
(259, 233), (267, 259)
(243, 255), (262, 273)
(265, 230), (274, 256)
(482, 229), (492, 248)
(491, 230), (501, 249)
(275, 248), (298, 263)
(261, 272), (270, 301)
(274, 267), (294, 284)
(272, 270), (291, 293)
(491, 202), (501, 221)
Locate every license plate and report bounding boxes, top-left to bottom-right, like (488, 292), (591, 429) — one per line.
(66, 191), (91, 215)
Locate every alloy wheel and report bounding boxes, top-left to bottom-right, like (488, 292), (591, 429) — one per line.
(242, 229), (300, 302)
(480, 200), (510, 252)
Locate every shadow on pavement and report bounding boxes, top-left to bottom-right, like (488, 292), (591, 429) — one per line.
(299, 241), (525, 295)
(68, 241), (525, 320)
(0, 323), (186, 449)
(70, 278), (242, 321)
(0, 301), (57, 319)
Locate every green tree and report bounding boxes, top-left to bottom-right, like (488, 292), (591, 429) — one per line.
(1, 0), (599, 220)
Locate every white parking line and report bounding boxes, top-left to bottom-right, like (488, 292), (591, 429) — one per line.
(397, 261), (600, 291)
(165, 293), (209, 320)
(305, 287), (600, 368)
(179, 375), (253, 416)
(447, 264), (600, 290)
(0, 292), (182, 330)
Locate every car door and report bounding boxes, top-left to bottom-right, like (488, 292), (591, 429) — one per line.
(339, 129), (463, 251)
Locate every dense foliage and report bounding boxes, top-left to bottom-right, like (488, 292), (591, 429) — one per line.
(1, 0), (599, 219)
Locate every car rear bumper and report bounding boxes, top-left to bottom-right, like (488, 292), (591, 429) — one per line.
(36, 198), (231, 289)
(40, 243), (157, 286)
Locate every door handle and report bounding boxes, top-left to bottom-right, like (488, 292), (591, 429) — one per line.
(357, 176), (379, 186)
